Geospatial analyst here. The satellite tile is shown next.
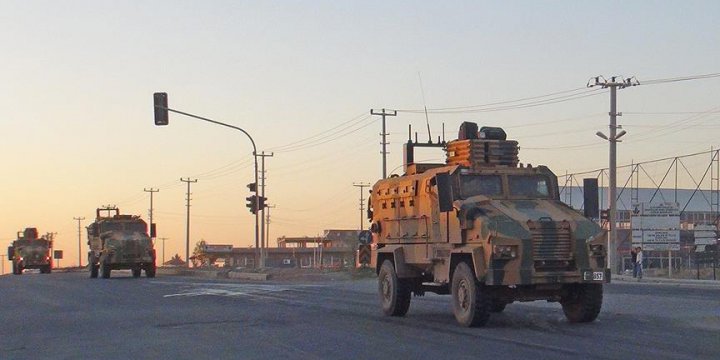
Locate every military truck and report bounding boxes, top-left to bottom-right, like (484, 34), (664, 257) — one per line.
(369, 122), (609, 327)
(7, 227), (53, 275)
(87, 206), (156, 278)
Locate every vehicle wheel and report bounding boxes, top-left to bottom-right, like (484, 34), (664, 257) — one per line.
(490, 299), (507, 313)
(451, 262), (490, 327)
(101, 262), (111, 279)
(145, 266), (156, 278)
(132, 268), (142, 278)
(378, 260), (411, 316)
(16, 265), (24, 275)
(561, 283), (603, 323)
(46, 267), (52, 274)
(12, 262), (19, 275)
(90, 264), (99, 278)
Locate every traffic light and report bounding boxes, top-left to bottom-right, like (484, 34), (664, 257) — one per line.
(153, 92), (169, 126)
(258, 196), (267, 210)
(247, 182), (257, 192)
(600, 209), (609, 221)
(246, 195), (257, 214)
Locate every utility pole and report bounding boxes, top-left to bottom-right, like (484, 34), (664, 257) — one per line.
(180, 178), (198, 267)
(590, 75), (638, 274)
(73, 217), (85, 267)
(265, 204), (275, 251)
(144, 188), (159, 239)
(159, 237), (168, 266)
(371, 109), (397, 179)
(1, 254), (5, 275)
(257, 151), (274, 267)
(353, 183), (371, 230)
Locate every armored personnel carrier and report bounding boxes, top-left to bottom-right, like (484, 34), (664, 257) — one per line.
(8, 227), (52, 275)
(369, 122), (609, 327)
(87, 206), (156, 278)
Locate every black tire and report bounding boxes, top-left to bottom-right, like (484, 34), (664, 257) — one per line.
(145, 266), (156, 278)
(90, 264), (99, 278)
(490, 299), (507, 313)
(101, 262), (111, 279)
(16, 265), (24, 275)
(12, 262), (19, 275)
(132, 268), (142, 278)
(451, 262), (490, 327)
(378, 260), (411, 316)
(561, 283), (603, 323)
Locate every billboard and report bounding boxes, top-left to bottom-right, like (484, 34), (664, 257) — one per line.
(631, 202), (680, 251)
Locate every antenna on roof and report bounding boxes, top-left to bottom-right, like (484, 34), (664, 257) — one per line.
(418, 72), (432, 143)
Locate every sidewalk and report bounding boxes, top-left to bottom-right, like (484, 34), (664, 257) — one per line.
(613, 274), (720, 287)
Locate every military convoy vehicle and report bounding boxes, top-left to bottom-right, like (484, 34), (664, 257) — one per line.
(87, 206), (156, 278)
(369, 122), (609, 327)
(7, 227), (53, 275)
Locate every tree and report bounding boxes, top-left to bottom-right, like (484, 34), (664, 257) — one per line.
(165, 254), (186, 266)
(192, 239), (209, 268)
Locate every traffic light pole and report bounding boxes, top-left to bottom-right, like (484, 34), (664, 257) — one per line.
(160, 107), (261, 268)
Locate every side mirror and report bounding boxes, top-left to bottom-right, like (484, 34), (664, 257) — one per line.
(8, 246), (14, 260)
(436, 173), (454, 213)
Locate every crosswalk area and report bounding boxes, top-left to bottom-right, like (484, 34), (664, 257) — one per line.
(158, 280), (325, 300)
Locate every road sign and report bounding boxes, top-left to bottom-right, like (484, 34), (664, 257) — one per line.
(694, 224), (717, 247)
(53, 250), (63, 259)
(358, 230), (372, 245)
(357, 244), (371, 266)
(631, 202), (680, 251)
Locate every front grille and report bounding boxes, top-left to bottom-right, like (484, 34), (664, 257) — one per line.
(528, 219), (575, 271)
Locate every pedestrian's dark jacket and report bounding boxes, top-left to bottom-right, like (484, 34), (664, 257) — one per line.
(631, 249), (637, 263)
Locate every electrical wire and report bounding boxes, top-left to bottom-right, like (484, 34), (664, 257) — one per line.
(396, 88), (604, 114)
(267, 112), (370, 152)
(641, 72), (720, 85)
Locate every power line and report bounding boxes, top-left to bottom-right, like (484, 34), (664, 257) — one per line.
(396, 88), (604, 114)
(272, 114), (375, 153)
(267, 112), (370, 152)
(641, 72), (720, 85)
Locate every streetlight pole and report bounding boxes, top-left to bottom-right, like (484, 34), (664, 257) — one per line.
(73, 217), (85, 267)
(153, 94), (261, 268)
(590, 76), (638, 274)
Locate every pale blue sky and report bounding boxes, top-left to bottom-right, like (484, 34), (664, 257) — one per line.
(1, 1), (719, 268)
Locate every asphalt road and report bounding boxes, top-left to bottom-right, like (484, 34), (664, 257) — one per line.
(1, 271), (718, 360)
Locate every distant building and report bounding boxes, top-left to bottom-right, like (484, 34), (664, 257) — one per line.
(201, 229), (360, 269)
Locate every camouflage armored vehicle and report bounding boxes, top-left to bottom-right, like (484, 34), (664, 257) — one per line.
(8, 227), (53, 275)
(87, 206), (156, 278)
(369, 122), (609, 327)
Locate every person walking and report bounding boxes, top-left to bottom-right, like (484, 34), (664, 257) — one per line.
(636, 247), (644, 280)
(631, 247), (638, 278)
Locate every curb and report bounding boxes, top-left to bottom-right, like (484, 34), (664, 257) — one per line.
(613, 274), (720, 287)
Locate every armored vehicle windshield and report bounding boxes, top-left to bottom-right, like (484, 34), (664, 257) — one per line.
(458, 173), (553, 199)
(459, 175), (502, 198)
(508, 174), (551, 198)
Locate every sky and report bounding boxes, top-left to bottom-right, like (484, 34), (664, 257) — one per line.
(1, 1), (719, 272)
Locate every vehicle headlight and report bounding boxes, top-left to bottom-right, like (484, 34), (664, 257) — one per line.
(493, 245), (518, 259)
